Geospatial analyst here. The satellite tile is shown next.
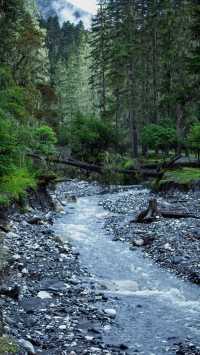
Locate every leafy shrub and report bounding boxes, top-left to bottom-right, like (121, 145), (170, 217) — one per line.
(0, 111), (16, 176)
(0, 168), (36, 204)
(0, 87), (28, 122)
(0, 66), (58, 205)
(64, 114), (118, 163)
(122, 158), (135, 170)
(187, 123), (200, 157)
(141, 124), (177, 153)
(0, 67), (28, 122)
(34, 125), (57, 155)
(0, 66), (14, 89)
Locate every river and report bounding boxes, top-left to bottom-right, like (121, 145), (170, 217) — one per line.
(54, 187), (200, 354)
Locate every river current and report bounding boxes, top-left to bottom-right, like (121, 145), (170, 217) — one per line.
(54, 188), (200, 354)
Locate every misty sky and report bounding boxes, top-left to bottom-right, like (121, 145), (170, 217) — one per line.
(70, 0), (97, 14)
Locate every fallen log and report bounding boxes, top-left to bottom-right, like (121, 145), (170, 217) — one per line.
(161, 211), (200, 219)
(29, 154), (103, 174)
(28, 153), (184, 180)
(142, 160), (200, 170)
(133, 198), (200, 223)
(28, 154), (156, 178)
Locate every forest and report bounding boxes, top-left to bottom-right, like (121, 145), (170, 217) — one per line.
(1, 1), (200, 354)
(0, 0), (200, 203)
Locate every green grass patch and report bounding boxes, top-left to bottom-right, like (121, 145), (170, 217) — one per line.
(139, 153), (175, 166)
(0, 167), (37, 205)
(122, 158), (135, 170)
(140, 158), (163, 166)
(0, 337), (18, 354)
(162, 168), (200, 184)
(152, 167), (200, 191)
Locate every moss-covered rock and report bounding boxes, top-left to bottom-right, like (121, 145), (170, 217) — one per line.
(0, 337), (18, 354)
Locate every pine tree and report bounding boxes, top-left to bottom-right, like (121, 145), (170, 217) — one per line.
(188, 0), (200, 97)
(90, 0), (110, 119)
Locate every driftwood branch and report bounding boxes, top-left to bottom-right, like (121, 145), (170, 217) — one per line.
(154, 155), (182, 185)
(161, 211), (200, 219)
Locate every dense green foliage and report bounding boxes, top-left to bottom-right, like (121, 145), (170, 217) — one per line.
(65, 114), (118, 163)
(141, 124), (177, 154)
(0, 1), (56, 204)
(187, 123), (200, 157)
(0, 0), (200, 197)
(91, 0), (200, 158)
(157, 168), (200, 191)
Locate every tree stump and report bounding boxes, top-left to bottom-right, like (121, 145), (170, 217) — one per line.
(136, 198), (162, 223)
(134, 198), (200, 223)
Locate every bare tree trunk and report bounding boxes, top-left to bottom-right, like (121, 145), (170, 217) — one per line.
(152, 26), (158, 123)
(99, 3), (107, 119)
(176, 103), (184, 154)
(129, 111), (139, 158)
(101, 66), (106, 117)
(115, 89), (120, 130)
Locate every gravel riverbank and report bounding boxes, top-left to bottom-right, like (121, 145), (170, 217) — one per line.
(102, 188), (200, 285)
(54, 181), (200, 355)
(0, 182), (127, 355)
(1, 180), (200, 355)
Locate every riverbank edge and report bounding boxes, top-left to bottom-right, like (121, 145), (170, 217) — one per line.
(0, 182), (55, 353)
(0, 180), (127, 355)
(154, 179), (200, 192)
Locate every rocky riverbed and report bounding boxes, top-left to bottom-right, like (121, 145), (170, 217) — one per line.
(0, 182), (128, 355)
(102, 188), (200, 285)
(1, 180), (200, 355)
(54, 181), (200, 355)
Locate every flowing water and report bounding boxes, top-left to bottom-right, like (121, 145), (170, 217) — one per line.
(54, 188), (200, 354)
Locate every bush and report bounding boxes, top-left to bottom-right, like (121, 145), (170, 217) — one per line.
(0, 66), (28, 122)
(64, 114), (118, 163)
(141, 124), (177, 153)
(0, 167), (37, 204)
(0, 66), (14, 89)
(0, 111), (17, 176)
(34, 125), (57, 155)
(0, 66), (58, 205)
(0, 87), (28, 122)
(187, 123), (200, 158)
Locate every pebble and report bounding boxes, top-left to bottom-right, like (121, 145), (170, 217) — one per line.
(163, 243), (173, 251)
(104, 308), (117, 318)
(18, 339), (35, 354)
(12, 254), (21, 261)
(85, 335), (94, 341)
(21, 268), (28, 274)
(133, 238), (144, 247)
(37, 291), (52, 299)
(7, 232), (20, 239)
(103, 325), (111, 332)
